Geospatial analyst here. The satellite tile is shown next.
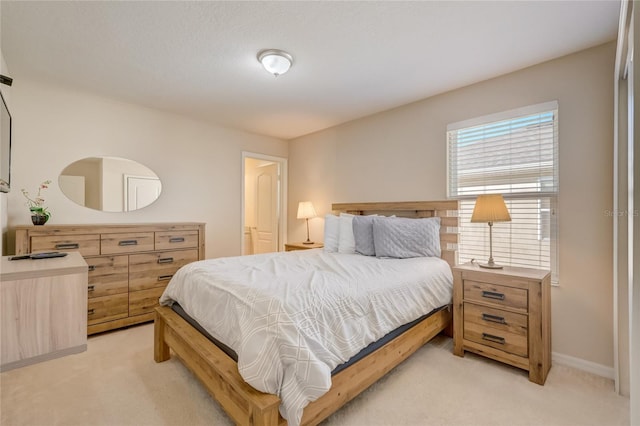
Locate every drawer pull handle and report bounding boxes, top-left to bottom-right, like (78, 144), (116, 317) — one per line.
(158, 275), (173, 281)
(88, 308), (95, 315)
(88, 265), (96, 272)
(157, 257), (174, 264)
(118, 240), (138, 246)
(169, 237), (185, 243)
(482, 333), (505, 345)
(55, 243), (79, 249)
(481, 313), (506, 324)
(88, 285), (95, 292)
(481, 290), (505, 301)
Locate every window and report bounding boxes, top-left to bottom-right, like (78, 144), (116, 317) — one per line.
(447, 101), (558, 283)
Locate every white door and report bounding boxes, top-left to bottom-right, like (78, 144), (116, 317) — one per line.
(255, 164), (279, 254)
(125, 176), (162, 211)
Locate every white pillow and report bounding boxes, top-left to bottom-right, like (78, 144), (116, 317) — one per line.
(323, 214), (340, 252)
(338, 213), (356, 254)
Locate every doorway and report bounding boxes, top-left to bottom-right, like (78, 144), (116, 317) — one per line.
(242, 152), (287, 255)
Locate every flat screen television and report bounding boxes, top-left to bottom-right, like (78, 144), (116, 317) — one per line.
(0, 90), (11, 193)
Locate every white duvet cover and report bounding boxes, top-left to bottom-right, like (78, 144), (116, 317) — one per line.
(159, 249), (453, 425)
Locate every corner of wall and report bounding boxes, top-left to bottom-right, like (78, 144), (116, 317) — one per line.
(0, 0), (9, 256)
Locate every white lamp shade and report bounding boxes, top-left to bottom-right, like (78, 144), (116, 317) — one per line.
(471, 194), (511, 223)
(258, 50), (292, 76)
(297, 201), (317, 219)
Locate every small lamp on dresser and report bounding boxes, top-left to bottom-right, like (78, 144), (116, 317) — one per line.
(471, 194), (511, 269)
(297, 201), (317, 244)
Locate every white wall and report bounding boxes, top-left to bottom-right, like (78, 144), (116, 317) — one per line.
(630, 5), (640, 420)
(4, 78), (288, 258)
(289, 43), (616, 370)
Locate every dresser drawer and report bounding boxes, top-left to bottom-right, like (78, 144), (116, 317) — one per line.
(464, 319), (528, 357)
(155, 231), (198, 250)
(87, 293), (129, 325)
(129, 287), (165, 317)
(101, 232), (155, 255)
(86, 255), (129, 298)
(463, 280), (528, 312)
(30, 234), (100, 256)
(463, 302), (528, 336)
(129, 249), (198, 291)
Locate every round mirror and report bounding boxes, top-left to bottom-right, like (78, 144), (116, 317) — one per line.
(59, 156), (162, 212)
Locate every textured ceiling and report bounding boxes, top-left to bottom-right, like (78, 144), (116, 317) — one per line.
(2, 1), (620, 140)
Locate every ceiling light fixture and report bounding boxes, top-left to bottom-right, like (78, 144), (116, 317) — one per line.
(257, 49), (293, 77)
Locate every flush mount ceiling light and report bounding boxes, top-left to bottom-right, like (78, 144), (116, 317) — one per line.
(257, 49), (293, 77)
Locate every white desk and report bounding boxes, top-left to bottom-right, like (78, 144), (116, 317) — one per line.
(1, 252), (88, 372)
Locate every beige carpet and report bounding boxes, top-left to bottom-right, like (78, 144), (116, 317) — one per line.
(0, 323), (629, 426)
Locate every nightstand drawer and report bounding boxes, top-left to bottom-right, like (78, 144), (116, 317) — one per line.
(463, 302), (528, 336)
(464, 320), (528, 357)
(464, 280), (528, 312)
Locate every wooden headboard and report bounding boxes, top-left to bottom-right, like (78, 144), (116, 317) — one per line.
(332, 200), (459, 267)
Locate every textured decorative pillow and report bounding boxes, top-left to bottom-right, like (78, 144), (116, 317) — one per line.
(373, 217), (441, 258)
(352, 215), (377, 256)
(323, 214), (340, 253)
(338, 213), (356, 254)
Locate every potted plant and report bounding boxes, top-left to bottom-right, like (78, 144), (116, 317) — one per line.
(22, 180), (52, 225)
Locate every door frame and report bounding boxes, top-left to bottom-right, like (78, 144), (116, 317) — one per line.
(241, 152), (288, 254)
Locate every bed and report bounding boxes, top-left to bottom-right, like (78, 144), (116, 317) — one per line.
(154, 201), (459, 426)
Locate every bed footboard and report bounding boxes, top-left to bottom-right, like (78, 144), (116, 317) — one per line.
(300, 305), (451, 424)
(154, 305), (451, 426)
(154, 306), (282, 426)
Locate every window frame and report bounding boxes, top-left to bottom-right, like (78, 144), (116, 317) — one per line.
(446, 101), (559, 284)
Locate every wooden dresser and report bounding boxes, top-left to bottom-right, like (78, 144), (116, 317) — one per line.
(452, 263), (551, 385)
(15, 223), (205, 335)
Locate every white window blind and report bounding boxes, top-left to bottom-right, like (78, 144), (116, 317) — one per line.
(447, 101), (559, 282)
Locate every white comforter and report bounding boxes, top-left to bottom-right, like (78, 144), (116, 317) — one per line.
(159, 249), (453, 425)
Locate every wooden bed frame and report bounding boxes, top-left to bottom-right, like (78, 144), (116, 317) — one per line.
(154, 201), (459, 426)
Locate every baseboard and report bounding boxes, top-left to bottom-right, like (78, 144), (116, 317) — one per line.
(0, 344), (87, 372)
(552, 351), (615, 380)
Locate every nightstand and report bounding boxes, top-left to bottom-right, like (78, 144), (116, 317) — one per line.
(284, 242), (324, 251)
(1, 252), (88, 371)
(452, 263), (551, 385)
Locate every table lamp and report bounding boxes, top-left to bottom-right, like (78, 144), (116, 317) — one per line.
(297, 201), (317, 244)
(471, 194), (511, 269)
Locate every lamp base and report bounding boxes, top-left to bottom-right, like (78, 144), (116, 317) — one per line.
(478, 262), (504, 269)
(302, 241), (315, 245)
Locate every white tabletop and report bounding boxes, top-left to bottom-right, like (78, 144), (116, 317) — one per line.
(1, 252), (88, 281)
